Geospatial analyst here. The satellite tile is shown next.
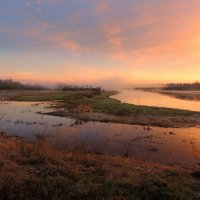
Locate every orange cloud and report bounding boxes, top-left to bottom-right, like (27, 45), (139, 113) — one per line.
(1, 0), (200, 85)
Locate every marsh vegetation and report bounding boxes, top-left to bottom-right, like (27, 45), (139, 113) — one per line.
(1, 82), (200, 199)
(1, 135), (200, 200)
(2, 89), (200, 127)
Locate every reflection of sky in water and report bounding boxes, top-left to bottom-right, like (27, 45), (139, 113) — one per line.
(0, 101), (200, 168)
(113, 89), (200, 112)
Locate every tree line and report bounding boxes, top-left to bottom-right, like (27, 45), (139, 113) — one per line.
(0, 79), (102, 93)
(0, 79), (46, 90)
(164, 82), (200, 90)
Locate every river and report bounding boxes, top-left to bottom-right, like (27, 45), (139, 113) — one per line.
(112, 89), (200, 112)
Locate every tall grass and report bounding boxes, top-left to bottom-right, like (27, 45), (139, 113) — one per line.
(0, 135), (200, 200)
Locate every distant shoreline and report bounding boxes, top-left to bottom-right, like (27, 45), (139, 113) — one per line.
(135, 87), (200, 102)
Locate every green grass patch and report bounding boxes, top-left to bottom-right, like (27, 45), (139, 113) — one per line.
(65, 92), (200, 117)
(5, 90), (200, 117)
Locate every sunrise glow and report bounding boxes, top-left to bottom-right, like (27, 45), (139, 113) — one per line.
(1, 0), (200, 86)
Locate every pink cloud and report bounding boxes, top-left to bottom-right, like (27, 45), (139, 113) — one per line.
(2, 0), (200, 84)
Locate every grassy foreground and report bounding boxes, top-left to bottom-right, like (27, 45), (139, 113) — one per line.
(1, 135), (200, 200)
(2, 89), (200, 127)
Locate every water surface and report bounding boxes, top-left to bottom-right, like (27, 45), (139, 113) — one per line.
(112, 89), (200, 112)
(1, 101), (200, 168)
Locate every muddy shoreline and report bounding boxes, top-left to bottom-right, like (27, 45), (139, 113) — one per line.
(44, 109), (200, 128)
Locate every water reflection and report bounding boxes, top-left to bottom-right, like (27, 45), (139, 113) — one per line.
(112, 89), (200, 112)
(0, 101), (200, 168)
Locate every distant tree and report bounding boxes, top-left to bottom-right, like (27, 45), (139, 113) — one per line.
(55, 83), (102, 94)
(0, 79), (47, 90)
(164, 82), (200, 90)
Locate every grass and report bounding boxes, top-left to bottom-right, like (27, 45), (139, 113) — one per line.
(0, 135), (200, 200)
(2, 89), (200, 127)
(62, 91), (200, 117)
(12, 91), (75, 101)
(8, 90), (200, 117)
(69, 95), (197, 117)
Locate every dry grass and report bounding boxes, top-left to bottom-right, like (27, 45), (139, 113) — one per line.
(0, 135), (200, 200)
(72, 104), (93, 113)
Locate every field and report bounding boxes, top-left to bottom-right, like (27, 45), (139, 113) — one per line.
(1, 134), (200, 200)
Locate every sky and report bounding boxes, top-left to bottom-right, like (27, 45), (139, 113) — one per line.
(1, 0), (200, 87)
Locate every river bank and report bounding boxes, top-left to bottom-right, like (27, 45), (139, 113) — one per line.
(136, 87), (200, 102)
(1, 90), (200, 128)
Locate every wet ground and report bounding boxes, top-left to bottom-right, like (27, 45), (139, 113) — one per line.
(1, 101), (200, 168)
